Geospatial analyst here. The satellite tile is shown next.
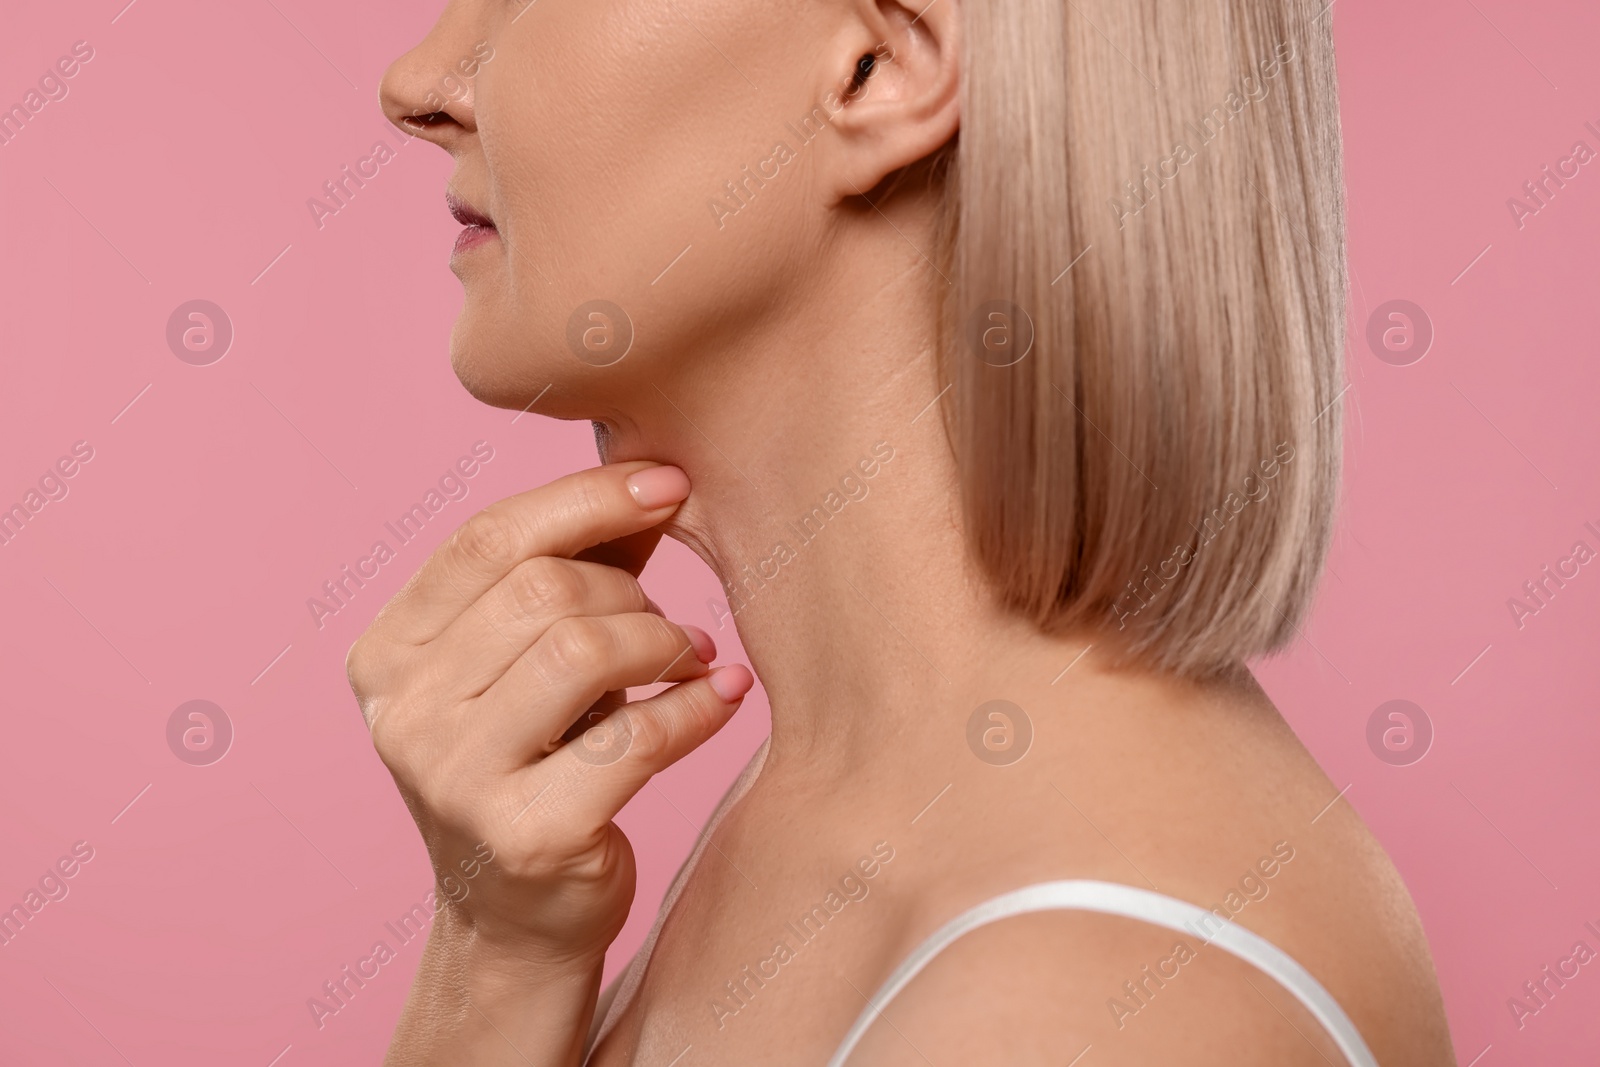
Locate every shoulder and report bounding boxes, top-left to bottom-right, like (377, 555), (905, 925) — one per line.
(852, 678), (1456, 1065)
(838, 899), (1346, 1066)
(842, 855), (1456, 1067)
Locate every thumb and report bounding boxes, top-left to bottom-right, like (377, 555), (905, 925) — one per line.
(556, 665), (755, 825)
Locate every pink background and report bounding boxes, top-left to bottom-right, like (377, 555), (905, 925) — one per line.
(1, 0), (1596, 1063)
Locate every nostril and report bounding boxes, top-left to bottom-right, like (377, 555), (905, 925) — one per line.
(404, 111), (454, 131)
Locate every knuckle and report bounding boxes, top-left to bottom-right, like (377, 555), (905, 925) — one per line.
(680, 681), (726, 733)
(626, 682), (726, 766)
(610, 570), (650, 612)
(507, 557), (583, 620)
(453, 509), (521, 572)
(620, 704), (673, 763)
(649, 617), (699, 672)
(541, 616), (612, 677)
(345, 634), (379, 693)
(369, 711), (419, 780)
(657, 615), (696, 653)
(681, 683), (724, 733)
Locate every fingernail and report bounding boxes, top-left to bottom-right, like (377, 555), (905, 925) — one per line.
(709, 664), (754, 702)
(626, 465), (690, 510)
(682, 624), (716, 664)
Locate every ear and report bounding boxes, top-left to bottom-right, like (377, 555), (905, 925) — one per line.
(819, 0), (961, 199)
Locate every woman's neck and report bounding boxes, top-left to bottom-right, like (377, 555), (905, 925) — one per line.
(593, 241), (1232, 792)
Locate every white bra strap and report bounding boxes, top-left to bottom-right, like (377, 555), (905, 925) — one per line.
(827, 880), (1378, 1067)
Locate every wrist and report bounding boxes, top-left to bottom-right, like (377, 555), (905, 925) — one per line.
(386, 911), (607, 1067)
(431, 901), (610, 987)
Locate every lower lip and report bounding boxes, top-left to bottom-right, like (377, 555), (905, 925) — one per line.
(452, 225), (498, 256)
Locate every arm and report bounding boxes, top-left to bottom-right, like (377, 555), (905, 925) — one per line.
(386, 920), (606, 1066)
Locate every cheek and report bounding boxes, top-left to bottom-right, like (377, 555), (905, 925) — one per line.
(486, 52), (709, 268)
(457, 0), (817, 403)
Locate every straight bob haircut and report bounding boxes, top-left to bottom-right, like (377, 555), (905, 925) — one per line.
(934, 0), (1346, 679)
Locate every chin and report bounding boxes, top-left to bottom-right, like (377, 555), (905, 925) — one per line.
(448, 310), (544, 410)
(447, 307), (618, 420)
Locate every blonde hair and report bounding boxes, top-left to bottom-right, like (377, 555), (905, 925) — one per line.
(936, 0), (1345, 678)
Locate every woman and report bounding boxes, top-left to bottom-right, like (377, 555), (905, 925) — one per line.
(355, 0), (1457, 1063)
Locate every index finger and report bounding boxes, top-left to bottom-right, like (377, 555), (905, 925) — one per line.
(370, 461), (690, 645)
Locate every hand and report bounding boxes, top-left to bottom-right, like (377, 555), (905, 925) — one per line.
(347, 461), (754, 966)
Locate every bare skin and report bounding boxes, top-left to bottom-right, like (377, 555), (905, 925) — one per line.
(586, 660), (1451, 1066)
(367, 0), (1459, 1063)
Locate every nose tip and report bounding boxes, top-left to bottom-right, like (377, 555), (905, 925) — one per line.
(378, 22), (482, 147)
(379, 51), (445, 140)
